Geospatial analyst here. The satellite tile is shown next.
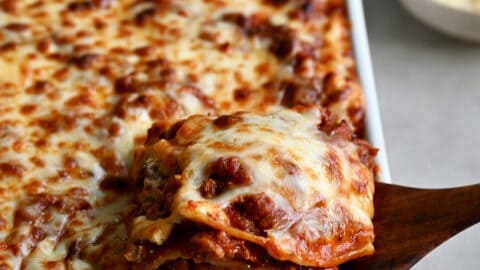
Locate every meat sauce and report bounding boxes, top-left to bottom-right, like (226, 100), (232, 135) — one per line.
(129, 222), (337, 270)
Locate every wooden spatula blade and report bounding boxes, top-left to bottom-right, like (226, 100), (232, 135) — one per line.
(341, 182), (480, 270)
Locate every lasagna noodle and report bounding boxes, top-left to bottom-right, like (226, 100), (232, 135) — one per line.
(0, 0), (367, 268)
(127, 108), (376, 269)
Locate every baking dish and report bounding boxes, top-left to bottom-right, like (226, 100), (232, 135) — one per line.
(0, 2), (390, 268)
(347, 0), (391, 183)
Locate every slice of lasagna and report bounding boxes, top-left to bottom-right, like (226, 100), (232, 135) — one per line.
(127, 107), (377, 269)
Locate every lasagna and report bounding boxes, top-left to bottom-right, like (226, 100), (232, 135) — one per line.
(0, 0), (372, 269)
(127, 108), (376, 269)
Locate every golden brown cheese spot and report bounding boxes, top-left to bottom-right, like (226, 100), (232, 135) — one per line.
(133, 46), (154, 57)
(20, 104), (38, 115)
(223, 12), (298, 59)
(67, 0), (111, 12)
(44, 261), (64, 269)
(254, 62), (271, 76)
(134, 8), (156, 26)
(268, 148), (302, 177)
(324, 151), (343, 184)
(263, 0), (289, 6)
(0, 42), (17, 52)
(0, 161), (25, 177)
(91, 147), (127, 177)
(217, 42), (230, 52)
(65, 93), (96, 108)
(11, 139), (24, 153)
(0, 0), (20, 14)
(0, 215), (8, 231)
(68, 53), (101, 69)
(208, 141), (248, 152)
(198, 31), (216, 42)
(213, 114), (242, 129)
(233, 87), (253, 103)
(67, 187), (89, 198)
(14, 195), (90, 227)
(174, 117), (208, 145)
(108, 122), (121, 137)
(52, 68), (70, 82)
(36, 38), (52, 53)
(4, 23), (29, 32)
(115, 93), (178, 120)
(67, 1), (95, 11)
(145, 120), (182, 146)
(148, 98), (180, 120)
(26, 81), (53, 95)
(199, 156), (252, 198)
(34, 138), (49, 149)
(279, 158), (301, 176)
(33, 113), (77, 133)
(114, 76), (135, 94)
(29, 156), (45, 168)
(179, 85), (215, 108)
(62, 154), (93, 180)
(131, 95), (151, 108)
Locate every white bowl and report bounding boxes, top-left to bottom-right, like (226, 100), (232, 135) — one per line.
(400, 0), (480, 43)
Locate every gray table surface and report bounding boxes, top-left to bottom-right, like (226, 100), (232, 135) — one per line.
(364, 0), (480, 269)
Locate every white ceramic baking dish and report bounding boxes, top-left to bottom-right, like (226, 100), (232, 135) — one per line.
(347, 0), (392, 183)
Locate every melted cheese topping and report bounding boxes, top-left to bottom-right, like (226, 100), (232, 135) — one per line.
(0, 0), (365, 268)
(129, 108), (375, 268)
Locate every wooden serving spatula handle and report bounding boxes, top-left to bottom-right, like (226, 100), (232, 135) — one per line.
(342, 182), (480, 270)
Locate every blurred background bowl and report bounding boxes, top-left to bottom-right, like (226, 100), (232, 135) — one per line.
(400, 0), (480, 43)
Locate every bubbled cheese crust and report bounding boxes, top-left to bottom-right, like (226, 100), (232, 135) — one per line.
(0, 0), (366, 268)
(129, 108), (375, 268)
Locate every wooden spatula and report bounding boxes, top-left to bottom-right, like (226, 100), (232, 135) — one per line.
(341, 181), (480, 270)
